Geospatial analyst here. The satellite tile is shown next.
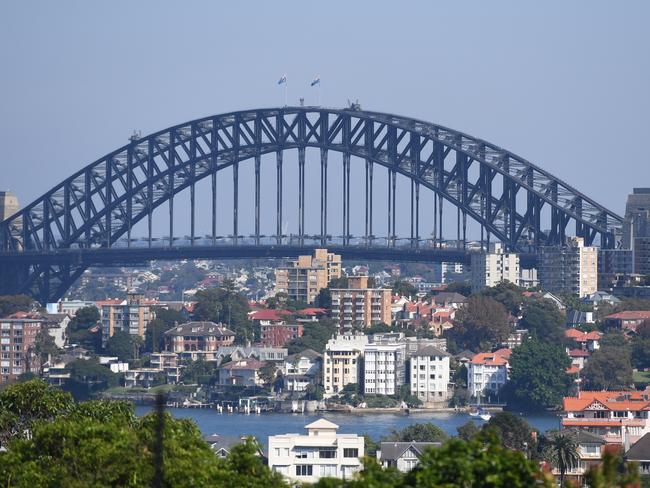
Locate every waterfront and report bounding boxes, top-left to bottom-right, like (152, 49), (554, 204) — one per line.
(135, 406), (560, 446)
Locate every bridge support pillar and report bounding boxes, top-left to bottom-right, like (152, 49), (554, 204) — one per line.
(343, 153), (350, 246)
(255, 154), (261, 245)
(298, 147), (305, 245)
(321, 149), (328, 246)
(276, 151), (283, 245)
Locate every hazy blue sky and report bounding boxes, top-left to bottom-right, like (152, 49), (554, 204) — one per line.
(0, 1), (648, 240)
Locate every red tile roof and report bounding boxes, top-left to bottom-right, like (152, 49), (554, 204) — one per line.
(470, 352), (508, 366)
(606, 311), (650, 321)
(563, 390), (650, 412)
(566, 365), (581, 375)
(249, 309), (291, 321)
(493, 348), (512, 359)
(297, 308), (327, 316)
(568, 349), (590, 358)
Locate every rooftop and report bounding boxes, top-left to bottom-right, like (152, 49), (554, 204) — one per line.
(164, 321), (235, 337)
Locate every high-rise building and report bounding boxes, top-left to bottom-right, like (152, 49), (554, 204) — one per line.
(274, 249), (341, 304)
(470, 243), (520, 293)
(598, 249), (635, 289)
(634, 237), (650, 276)
(0, 191), (19, 221)
(622, 188), (650, 250)
(100, 292), (156, 345)
(323, 333), (368, 397)
(330, 276), (392, 330)
(538, 237), (598, 298)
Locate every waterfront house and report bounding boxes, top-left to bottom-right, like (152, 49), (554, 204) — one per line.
(467, 349), (510, 399)
(164, 321), (235, 362)
(409, 346), (451, 406)
(547, 429), (604, 485)
(376, 441), (441, 472)
(282, 349), (322, 392)
(267, 419), (364, 483)
(218, 358), (265, 387)
(204, 434), (262, 458)
(562, 389), (650, 446)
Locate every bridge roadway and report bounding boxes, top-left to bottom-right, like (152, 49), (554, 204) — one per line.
(0, 242), (538, 269)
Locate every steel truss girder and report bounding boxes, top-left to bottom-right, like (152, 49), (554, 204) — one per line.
(0, 107), (623, 301)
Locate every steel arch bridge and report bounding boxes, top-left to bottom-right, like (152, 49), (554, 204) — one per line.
(0, 106), (622, 303)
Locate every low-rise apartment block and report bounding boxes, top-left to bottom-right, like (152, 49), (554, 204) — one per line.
(164, 321), (235, 361)
(470, 243), (520, 293)
(467, 349), (511, 398)
(100, 292), (156, 345)
(363, 342), (405, 396)
(0, 312), (44, 383)
(268, 419), (364, 483)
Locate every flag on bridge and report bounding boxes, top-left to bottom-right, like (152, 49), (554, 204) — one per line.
(278, 75), (287, 85)
(310, 75), (320, 87)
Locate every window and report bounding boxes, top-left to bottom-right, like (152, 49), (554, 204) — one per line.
(320, 465), (337, 477)
(319, 448), (337, 458)
(295, 465), (313, 476)
(343, 448), (359, 458)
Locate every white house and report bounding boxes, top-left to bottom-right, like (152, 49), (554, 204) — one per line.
(323, 334), (368, 397)
(467, 350), (511, 398)
(268, 419), (364, 483)
(283, 349), (322, 392)
(409, 346), (451, 405)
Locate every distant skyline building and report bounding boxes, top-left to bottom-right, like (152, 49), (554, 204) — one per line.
(470, 243), (520, 293)
(622, 188), (650, 250)
(538, 237), (598, 298)
(330, 276), (392, 330)
(274, 249), (342, 304)
(0, 191), (19, 221)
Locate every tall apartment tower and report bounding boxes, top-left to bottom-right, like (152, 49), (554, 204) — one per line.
(330, 276), (392, 330)
(0, 191), (19, 221)
(274, 249), (342, 304)
(538, 237), (598, 298)
(470, 243), (520, 293)
(101, 292), (155, 345)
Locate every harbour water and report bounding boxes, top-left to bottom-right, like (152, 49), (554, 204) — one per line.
(135, 406), (560, 446)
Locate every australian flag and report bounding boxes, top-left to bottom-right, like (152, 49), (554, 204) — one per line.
(310, 75), (321, 87)
(278, 75), (287, 85)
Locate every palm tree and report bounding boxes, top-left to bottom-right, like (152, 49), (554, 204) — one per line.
(545, 431), (580, 486)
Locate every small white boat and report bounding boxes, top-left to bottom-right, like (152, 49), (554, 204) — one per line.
(478, 408), (491, 421)
(468, 408), (480, 417)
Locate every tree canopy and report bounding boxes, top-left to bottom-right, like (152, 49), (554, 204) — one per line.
(479, 282), (525, 316)
(484, 411), (536, 452)
(193, 282), (253, 342)
(519, 298), (566, 345)
(582, 343), (633, 390)
(506, 338), (572, 410)
(286, 318), (337, 355)
(0, 295), (35, 318)
(105, 330), (142, 362)
(383, 423), (448, 443)
(449, 296), (510, 351)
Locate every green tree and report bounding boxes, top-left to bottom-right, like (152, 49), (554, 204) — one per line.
(0, 379), (73, 445)
(584, 446), (640, 488)
(506, 339), (572, 410)
(180, 357), (218, 385)
(304, 383), (324, 400)
(403, 432), (553, 488)
(384, 423), (448, 443)
(443, 281), (472, 297)
(582, 345), (634, 390)
(145, 318), (177, 353)
(258, 362), (277, 386)
(484, 411), (536, 452)
(193, 283), (253, 342)
(543, 430), (579, 487)
(286, 318), (336, 355)
(105, 330), (142, 362)
(450, 296), (511, 351)
(65, 359), (119, 399)
(632, 321), (650, 369)
(30, 329), (59, 369)
(479, 282), (525, 316)
(457, 421), (481, 441)
(392, 280), (418, 298)
(519, 298), (566, 345)
(0, 295), (35, 317)
(67, 306), (102, 352)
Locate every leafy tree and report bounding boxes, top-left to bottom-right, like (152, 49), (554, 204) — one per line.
(457, 420), (481, 441)
(479, 282), (525, 316)
(214, 438), (286, 488)
(443, 281), (472, 297)
(30, 329), (59, 369)
(304, 383), (324, 400)
(582, 345), (634, 390)
(65, 359), (119, 399)
(584, 446), (640, 488)
(632, 321), (650, 369)
(193, 283), (254, 342)
(519, 298), (566, 345)
(67, 306), (102, 352)
(543, 430), (579, 487)
(180, 357), (218, 385)
(0, 295), (35, 317)
(450, 296), (510, 351)
(258, 362), (277, 386)
(392, 280), (418, 298)
(286, 318), (336, 355)
(506, 338), (572, 410)
(403, 432), (553, 488)
(145, 318), (176, 353)
(484, 411), (536, 452)
(105, 330), (142, 362)
(0, 379), (73, 445)
(384, 422), (448, 443)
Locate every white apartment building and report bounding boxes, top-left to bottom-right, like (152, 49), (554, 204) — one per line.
(409, 346), (451, 405)
(467, 350), (510, 398)
(323, 334), (368, 397)
(538, 236), (598, 298)
(470, 243), (520, 293)
(268, 419), (364, 483)
(363, 343), (406, 396)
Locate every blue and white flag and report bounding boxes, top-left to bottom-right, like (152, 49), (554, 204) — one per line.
(310, 75), (321, 87)
(278, 75), (287, 85)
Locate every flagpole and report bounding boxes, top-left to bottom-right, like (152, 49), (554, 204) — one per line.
(284, 81), (287, 106)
